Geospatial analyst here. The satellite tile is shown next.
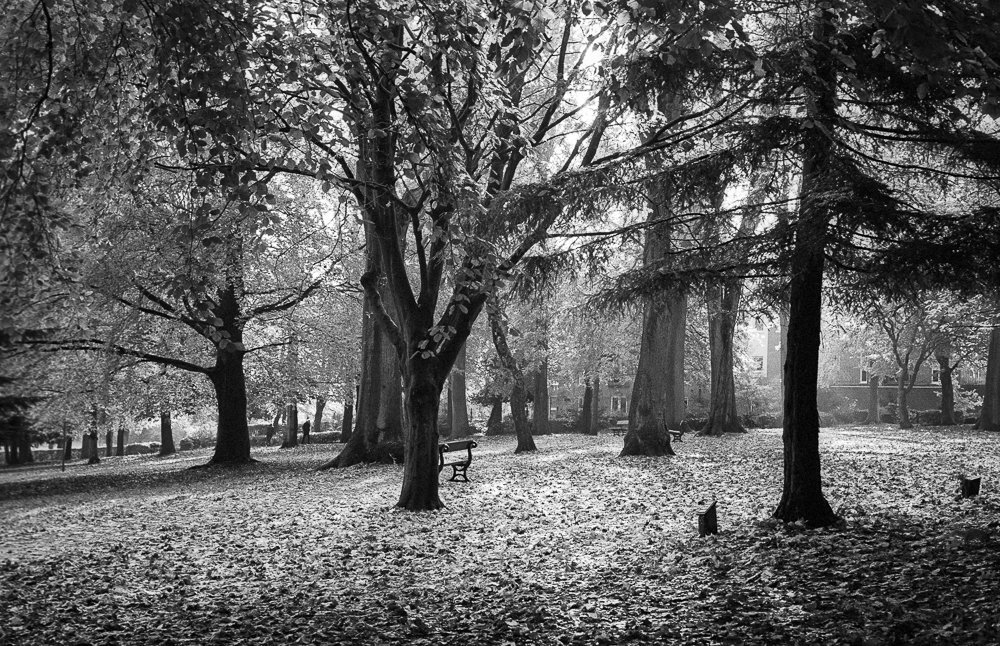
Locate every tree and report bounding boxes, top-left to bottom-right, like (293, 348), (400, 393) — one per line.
(488, 300), (536, 453)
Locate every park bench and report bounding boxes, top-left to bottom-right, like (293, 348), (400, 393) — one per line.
(438, 439), (477, 482)
(611, 420), (685, 442)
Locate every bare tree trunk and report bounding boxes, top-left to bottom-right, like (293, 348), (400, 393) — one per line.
(281, 402), (298, 448)
(533, 357), (550, 435)
(63, 434), (73, 461)
(489, 304), (536, 453)
(578, 380), (596, 435)
(159, 410), (176, 456)
(937, 355), (957, 426)
(897, 367), (913, 429)
(702, 280), (744, 436)
(977, 327), (1000, 431)
(87, 432), (100, 464)
(865, 375), (881, 424)
(340, 385), (354, 442)
(591, 374), (601, 432)
(449, 344), (469, 437)
(116, 426), (127, 457)
(105, 430), (113, 457)
(773, 8), (837, 528)
(313, 395), (326, 435)
(397, 360), (445, 510)
(486, 397), (503, 436)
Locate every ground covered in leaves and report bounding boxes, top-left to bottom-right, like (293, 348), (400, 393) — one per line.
(3, 425), (1000, 645)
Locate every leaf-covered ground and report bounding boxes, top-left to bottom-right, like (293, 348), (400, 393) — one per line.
(2, 426), (1000, 645)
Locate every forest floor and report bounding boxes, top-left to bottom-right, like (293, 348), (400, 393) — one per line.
(2, 425), (1000, 645)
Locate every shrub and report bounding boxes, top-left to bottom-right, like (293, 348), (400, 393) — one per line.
(125, 443), (155, 455)
(308, 431), (340, 444)
(179, 438), (194, 451)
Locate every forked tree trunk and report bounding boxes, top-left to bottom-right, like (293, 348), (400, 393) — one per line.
(977, 327), (1000, 431)
(773, 9), (836, 528)
(313, 395), (326, 435)
(449, 344), (469, 437)
(865, 375), (881, 424)
(489, 305), (536, 452)
(896, 367), (913, 429)
(486, 397), (503, 435)
(159, 410), (176, 456)
(936, 355), (956, 426)
(206, 348), (252, 464)
(702, 281), (744, 436)
(533, 357), (550, 435)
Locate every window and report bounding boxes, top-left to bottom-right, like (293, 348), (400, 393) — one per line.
(931, 368), (941, 385)
(752, 356), (764, 372)
(860, 367), (869, 384)
(611, 396), (627, 413)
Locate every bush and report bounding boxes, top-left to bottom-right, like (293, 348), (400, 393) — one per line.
(124, 443), (156, 455)
(179, 438), (194, 451)
(913, 410), (942, 426)
(308, 431), (340, 444)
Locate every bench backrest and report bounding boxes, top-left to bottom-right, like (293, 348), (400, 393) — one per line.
(440, 439), (477, 452)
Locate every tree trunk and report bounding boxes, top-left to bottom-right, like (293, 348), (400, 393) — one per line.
(11, 419), (32, 464)
(63, 435), (73, 461)
(321, 299), (403, 468)
(81, 431), (93, 460)
(701, 281), (744, 436)
(449, 344), (469, 437)
(159, 410), (176, 456)
(489, 305), (536, 452)
(486, 397), (503, 436)
(442, 381), (454, 438)
(116, 427), (126, 457)
(397, 360), (445, 510)
(87, 432), (100, 464)
(578, 381), (595, 435)
(865, 375), (881, 424)
(282, 402), (299, 448)
(977, 327), (1000, 431)
(591, 374), (601, 432)
(936, 355), (956, 426)
(533, 357), (550, 436)
(896, 367), (912, 429)
(340, 389), (354, 443)
(206, 349), (252, 464)
(772, 10), (837, 528)
(313, 395), (326, 436)
(105, 430), (113, 457)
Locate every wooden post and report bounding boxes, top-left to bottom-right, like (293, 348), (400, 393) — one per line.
(698, 501), (718, 536)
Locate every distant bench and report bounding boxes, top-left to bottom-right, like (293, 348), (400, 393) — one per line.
(438, 439), (477, 482)
(612, 420), (685, 442)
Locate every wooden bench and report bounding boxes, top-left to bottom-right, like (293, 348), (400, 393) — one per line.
(611, 421), (684, 442)
(439, 439), (477, 482)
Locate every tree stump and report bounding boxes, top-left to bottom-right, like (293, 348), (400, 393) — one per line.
(698, 501), (718, 536)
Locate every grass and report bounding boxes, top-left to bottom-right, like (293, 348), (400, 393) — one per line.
(2, 425), (1000, 645)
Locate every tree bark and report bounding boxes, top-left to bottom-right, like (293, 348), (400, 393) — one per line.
(105, 430), (113, 457)
(486, 396), (503, 436)
(896, 366), (913, 429)
(489, 305), (536, 452)
(313, 395), (326, 435)
(865, 375), (881, 424)
(281, 402), (298, 448)
(116, 427), (127, 457)
(533, 357), (550, 436)
(321, 298), (403, 468)
(159, 410), (176, 456)
(206, 348), (252, 464)
(701, 281), (744, 436)
(591, 374), (601, 431)
(449, 344), (469, 437)
(397, 360), (445, 510)
(977, 327), (1000, 431)
(87, 432), (100, 464)
(936, 355), (956, 426)
(578, 381), (596, 435)
(63, 435), (73, 461)
(340, 387), (354, 443)
(772, 7), (837, 528)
